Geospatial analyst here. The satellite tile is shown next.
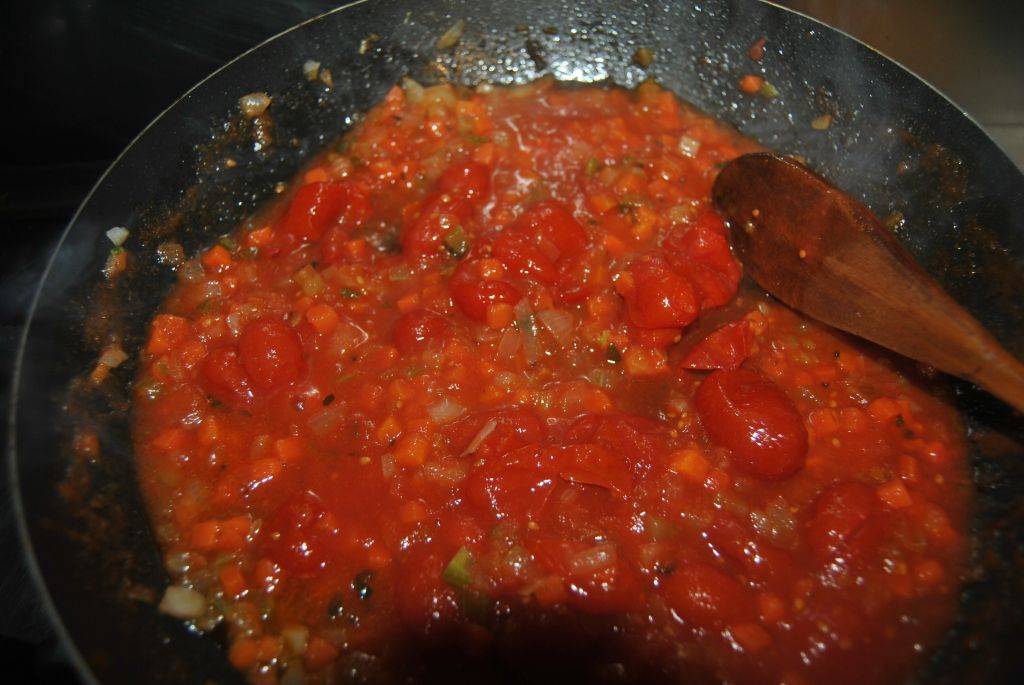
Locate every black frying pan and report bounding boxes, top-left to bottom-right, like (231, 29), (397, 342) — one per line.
(10, 1), (1024, 683)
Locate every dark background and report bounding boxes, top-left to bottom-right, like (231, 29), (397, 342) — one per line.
(1, 1), (1021, 682)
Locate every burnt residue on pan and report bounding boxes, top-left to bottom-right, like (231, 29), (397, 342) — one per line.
(14, 2), (1024, 684)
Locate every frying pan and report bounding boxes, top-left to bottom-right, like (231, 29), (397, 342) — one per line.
(10, 0), (1024, 683)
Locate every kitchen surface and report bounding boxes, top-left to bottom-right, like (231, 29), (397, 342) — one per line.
(1, 1), (1021, 681)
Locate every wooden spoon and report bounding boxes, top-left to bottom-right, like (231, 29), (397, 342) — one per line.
(711, 152), (1024, 413)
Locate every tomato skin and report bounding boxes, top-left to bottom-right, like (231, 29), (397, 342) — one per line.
(281, 181), (370, 242)
(514, 200), (588, 256)
(201, 346), (254, 407)
(695, 369), (807, 479)
(565, 413), (669, 481)
(492, 232), (557, 283)
(401, 160), (491, 258)
(392, 310), (451, 354)
(623, 256), (699, 329)
(664, 562), (749, 628)
(805, 482), (881, 563)
(263, 493), (342, 578)
(681, 320), (754, 371)
(664, 212), (741, 309)
(707, 517), (796, 581)
(450, 259), (521, 321)
(437, 160), (491, 202)
(556, 247), (609, 304)
(238, 317), (304, 392)
(446, 408), (545, 461)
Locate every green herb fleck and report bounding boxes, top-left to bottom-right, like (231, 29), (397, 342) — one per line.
(585, 158), (602, 176)
(339, 287), (362, 299)
(443, 225), (471, 258)
(442, 547), (474, 588)
(606, 343), (622, 364)
(758, 81), (779, 99)
(218, 235), (239, 253)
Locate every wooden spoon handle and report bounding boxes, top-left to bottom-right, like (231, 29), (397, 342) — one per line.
(712, 153), (1024, 413)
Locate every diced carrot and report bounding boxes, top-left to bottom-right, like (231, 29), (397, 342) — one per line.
(588, 192), (618, 214)
(219, 563), (248, 598)
(198, 416), (221, 447)
(394, 433), (430, 467)
(757, 591), (786, 623)
(147, 314), (190, 355)
(153, 427), (189, 452)
(472, 142), (496, 165)
(476, 258), (505, 280)
(303, 166), (330, 183)
(218, 515), (252, 550)
(304, 636), (339, 671)
(897, 454), (920, 482)
(670, 448), (710, 483)
(399, 499), (428, 524)
(730, 622), (773, 652)
(191, 520), (220, 551)
(867, 397), (902, 422)
(396, 292), (421, 313)
(245, 225), (275, 248)
(486, 302), (514, 330)
(201, 244), (232, 271)
(229, 636), (262, 670)
(877, 479), (913, 509)
(378, 411), (401, 444)
(623, 346), (668, 376)
(738, 74), (764, 94)
(273, 436), (304, 461)
(177, 339), (207, 367)
(344, 238), (369, 260)
(306, 303), (340, 334)
(602, 234), (627, 257)
(250, 457), (282, 483)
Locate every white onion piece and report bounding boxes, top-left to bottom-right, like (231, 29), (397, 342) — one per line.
(462, 419), (497, 456)
(381, 453), (396, 478)
(677, 135), (701, 157)
(239, 92), (271, 118)
(106, 226), (129, 246)
(158, 585), (206, 619)
(282, 625), (309, 654)
(537, 309), (574, 347)
(97, 344), (128, 369)
(569, 544), (617, 575)
(497, 329), (523, 360)
(179, 259), (205, 284)
(427, 398), (465, 425)
(302, 60), (320, 81)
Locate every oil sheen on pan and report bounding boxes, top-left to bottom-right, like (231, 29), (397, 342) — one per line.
(131, 78), (970, 684)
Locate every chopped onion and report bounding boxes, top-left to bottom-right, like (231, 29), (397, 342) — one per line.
(381, 453), (396, 478)
(401, 77), (425, 103)
(293, 265), (326, 296)
(97, 343), (128, 369)
(282, 625), (310, 654)
(158, 585), (206, 619)
(179, 259), (205, 283)
(226, 304), (258, 337)
(106, 226), (129, 246)
(308, 403), (346, 436)
(332, 321), (369, 357)
(497, 329), (523, 360)
(436, 19), (465, 50)
(156, 242), (185, 267)
(677, 135), (701, 157)
(537, 309), (574, 347)
(427, 398), (466, 424)
(462, 419), (497, 456)
(239, 92), (271, 119)
(302, 60), (320, 81)
(569, 544), (617, 575)
(422, 460), (468, 485)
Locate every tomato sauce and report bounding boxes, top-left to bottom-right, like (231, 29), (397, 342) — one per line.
(133, 78), (971, 684)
